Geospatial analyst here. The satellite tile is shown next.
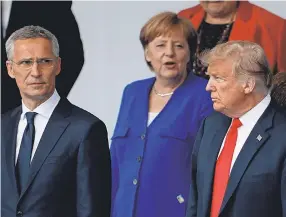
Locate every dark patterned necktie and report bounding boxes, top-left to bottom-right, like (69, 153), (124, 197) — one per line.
(16, 112), (37, 194)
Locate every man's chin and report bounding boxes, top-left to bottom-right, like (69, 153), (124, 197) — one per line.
(23, 91), (51, 101)
(213, 103), (223, 112)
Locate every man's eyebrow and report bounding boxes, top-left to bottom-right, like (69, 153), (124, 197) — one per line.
(18, 58), (33, 61)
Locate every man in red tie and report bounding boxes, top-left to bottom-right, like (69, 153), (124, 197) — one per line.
(185, 40), (286, 217)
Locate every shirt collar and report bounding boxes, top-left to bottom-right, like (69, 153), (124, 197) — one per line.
(239, 94), (271, 128)
(20, 89), (61, 120)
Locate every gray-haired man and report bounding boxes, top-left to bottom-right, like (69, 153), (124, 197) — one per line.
(1, 25), (111, 217)
(186, 40), (286, 217)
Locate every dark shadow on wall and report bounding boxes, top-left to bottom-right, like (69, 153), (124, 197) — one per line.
(1, 1), (84, 113)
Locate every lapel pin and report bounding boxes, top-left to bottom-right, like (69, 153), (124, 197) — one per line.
(257, 134), (262, 141)
(177, 195), (184, 204)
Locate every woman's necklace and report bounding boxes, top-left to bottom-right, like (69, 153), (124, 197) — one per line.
(192, 13), (236, 78)
(153, 87), (174, 97)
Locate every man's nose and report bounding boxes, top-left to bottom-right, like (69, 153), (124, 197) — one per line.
(30, 61), (42, 77)
(206, 78), (214, 91)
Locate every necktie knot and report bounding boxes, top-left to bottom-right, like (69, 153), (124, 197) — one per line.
(231, 118), (242, 129)
(26, 112), (37, 124)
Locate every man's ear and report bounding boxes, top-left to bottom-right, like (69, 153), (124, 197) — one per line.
(55, 57), (61, 76)
(6, 61), (15, 79)
(243, 76), (256, 94)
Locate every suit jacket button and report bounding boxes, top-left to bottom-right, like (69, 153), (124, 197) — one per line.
(17, 210), (23, 217)
(141, 134), (145, 140)
(137, 156), (142, 162)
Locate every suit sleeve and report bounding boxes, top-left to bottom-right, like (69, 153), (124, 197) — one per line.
(277, 20), (286, 73)
(110, 84), (130, 214)
(282, 156), (286, 217)
(76, 120), (111, 217)
(186, 118), (206, 217)
(110, 142), (118, 216)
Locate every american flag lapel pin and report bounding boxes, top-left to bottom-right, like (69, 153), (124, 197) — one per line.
(256, 134), (262, 141)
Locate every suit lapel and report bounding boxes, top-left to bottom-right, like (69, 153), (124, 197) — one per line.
(3, 107), (21, 197)
(189, 6), (205, 30)
(19, 99), (71, 200)
(219, 104), (275, 215)
(229, 1), (256, 41)
(202, 115), (231, 217)
(133, 77), (155, 136)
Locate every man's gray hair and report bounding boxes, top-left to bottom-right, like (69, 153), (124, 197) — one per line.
(200, 40), (273, 89)
(5, 25), (59, 60)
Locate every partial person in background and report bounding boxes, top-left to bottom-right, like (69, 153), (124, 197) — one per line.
(1, 1), (84, 113)
(1, 25), (110, 217)
(186, 40), (286, 217)
(178, 0), (286, 79)
(271, 72), (286, 110)
(110, 12), (213, 217)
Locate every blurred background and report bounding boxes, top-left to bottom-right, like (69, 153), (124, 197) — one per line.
(2, 1), (286, 139)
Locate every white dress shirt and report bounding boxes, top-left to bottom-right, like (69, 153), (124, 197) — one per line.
(218, 94), (271, 173)
(147, 112), (159, 126)
(1, 1), (12, 38)
(15, 90), (60, 165)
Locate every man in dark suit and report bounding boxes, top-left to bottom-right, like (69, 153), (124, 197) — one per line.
(1, 25), (111, 217)
(186, 41), (286, 217)
(1, 1), (84, 114)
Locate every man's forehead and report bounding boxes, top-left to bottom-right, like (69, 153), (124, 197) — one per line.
(207, 59), (233, 74)
(13, 38), (53, 57)
(14, 38), (51, 46)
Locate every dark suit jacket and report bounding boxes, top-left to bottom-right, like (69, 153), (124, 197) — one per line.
(186, 101), (286, 217)
(1, 1), (84, 113)
(1, 99), (111, 217)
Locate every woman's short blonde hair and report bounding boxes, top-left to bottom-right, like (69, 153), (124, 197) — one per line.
(140, 11), (197, 70)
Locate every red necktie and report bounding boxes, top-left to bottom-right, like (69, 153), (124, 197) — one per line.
(210, 118), (242, 217)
